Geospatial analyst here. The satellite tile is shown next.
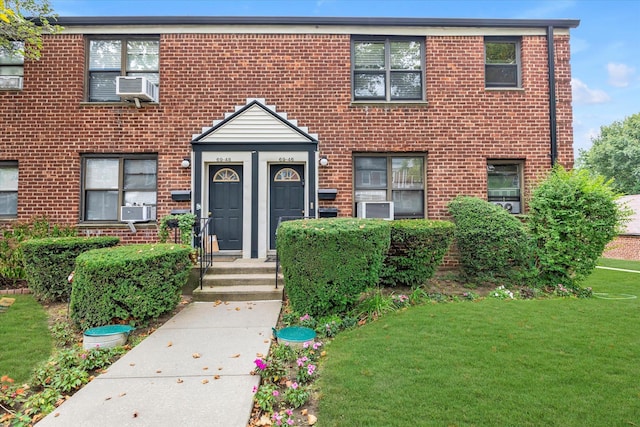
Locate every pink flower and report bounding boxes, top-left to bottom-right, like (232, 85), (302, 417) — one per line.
(273, 390), (279, 397)
(254, 358), (267, 371)
(287, 419), (294, 425)
(290, 382), (298, 390)
(307, 364), (316, 375)
(296, 356), (308, 367)
(312, 341), (322, 350)
(252, 385), (257, 393)
(286, 409), (293, 416)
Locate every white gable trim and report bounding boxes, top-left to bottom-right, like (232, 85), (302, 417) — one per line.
(193, 98), (318, 144)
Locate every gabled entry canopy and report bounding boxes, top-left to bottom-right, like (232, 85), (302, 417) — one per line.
(190, 98), (319, 259)
(192, 98), (318, 144)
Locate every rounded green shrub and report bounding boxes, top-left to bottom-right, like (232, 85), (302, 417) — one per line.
(448, 196), (536, 285)
(277, 218), (390, 317)
(527, 166), (630, 289)
(21, 236), (120, 302)
(70, 244), (192, 329)
(380, 219), (455, 287)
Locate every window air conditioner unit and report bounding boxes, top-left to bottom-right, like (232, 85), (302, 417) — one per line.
(121, 205), (154, 222)
(491, 201), (521, 214)
(0, 76), (23, 90)
(116, 76), (158, 102)
(357, 201), (394, 220)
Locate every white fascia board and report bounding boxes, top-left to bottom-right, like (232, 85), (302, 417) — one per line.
(60, 24), (569, 37)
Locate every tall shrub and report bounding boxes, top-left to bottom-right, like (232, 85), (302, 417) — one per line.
(448, 196), (536, 285)
(21, 236), (120, 302)
(380, 219), (455, 287)
(70, 244), (192, 329)
(277, 218), (390, 317)
(527, 166), (629, 288)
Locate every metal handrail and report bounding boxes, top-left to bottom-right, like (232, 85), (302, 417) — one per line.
(195, 215), (214, 290)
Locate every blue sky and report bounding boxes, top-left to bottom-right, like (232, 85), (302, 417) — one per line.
(49, 0), (640, 158)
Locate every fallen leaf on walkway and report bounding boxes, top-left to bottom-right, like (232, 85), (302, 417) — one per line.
(105, 396), (112, 401)
(213, 375), (220, 380)
(235, 307), (241, 311)
(129, 363), (135, 366)
(214, 300), (222, 306)
(256, 353), (264, 358)
(201, 379), (209, 384)
(218, 367), (223, 371)
(308, 414), (317, 425)
(54, 413), (60, 418)
(203, 366), (209, 371)
(192, 353), (201, 358)
(156, 370), (162, 373)
(224, 301), (230, 305)
(167, 341), (172, 347)
(176, 378), (183, 384)
(250, 371), (256, 375)
(264, 340), (269, 344)
(119, 392), (127, 397)
(301, 409), (308, 416)
(230, 353), (241, 358)
(133, 411), (138, 418)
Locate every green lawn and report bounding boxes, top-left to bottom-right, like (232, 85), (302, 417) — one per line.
(317, 262), (640, 426)
(0, 295), (52, 384)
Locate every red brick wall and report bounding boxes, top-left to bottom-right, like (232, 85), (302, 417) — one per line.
(0, 31), (574, 243)
(603, 235), (640, 261)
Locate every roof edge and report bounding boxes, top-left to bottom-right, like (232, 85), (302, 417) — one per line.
(50, 16), (580, 29)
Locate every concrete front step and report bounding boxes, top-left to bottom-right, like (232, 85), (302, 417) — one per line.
(193, 285), (283, 302)
(192, 259), (284, 302)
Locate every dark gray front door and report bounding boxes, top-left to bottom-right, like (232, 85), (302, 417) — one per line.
(209, 165), (243, 251)
(270, 164), (304, 249)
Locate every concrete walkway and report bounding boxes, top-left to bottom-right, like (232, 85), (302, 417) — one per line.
(37, 300), (282, 427)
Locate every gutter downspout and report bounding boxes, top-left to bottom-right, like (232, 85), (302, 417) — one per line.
(547, 25), (558, 166)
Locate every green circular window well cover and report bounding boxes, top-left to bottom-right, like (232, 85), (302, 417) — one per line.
(274, 326), (316, 343)
(84, 325), (134, 336)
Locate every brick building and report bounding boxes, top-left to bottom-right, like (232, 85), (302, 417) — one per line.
(0, 16), (579, 259)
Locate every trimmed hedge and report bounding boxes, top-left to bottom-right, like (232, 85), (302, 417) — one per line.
(277, 218), (390, 317)
(70, 244), (192, 330)
(448, 196), (535, 285)
(21, 236), (120, 302)
(380, 219), (455, 287)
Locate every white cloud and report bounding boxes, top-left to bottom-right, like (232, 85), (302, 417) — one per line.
(571, 78), (610, 105)
(607, 63), (636, 88)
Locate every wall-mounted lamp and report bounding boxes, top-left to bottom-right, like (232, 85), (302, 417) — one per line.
(181, 158), (191, 168)
(319, 155), (329, 167)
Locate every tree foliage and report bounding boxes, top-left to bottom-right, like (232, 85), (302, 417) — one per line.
(0, 0), (62, 60)
(527, 166), (630, 288)
(578, 112), (640, 195)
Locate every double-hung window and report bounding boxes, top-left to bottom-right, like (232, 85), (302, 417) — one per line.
(87, 37), (159, 102)
(0, 161), (18, 217)
(352, 37), (424, 101)
(0, 41), (24, 90)
(354, 155), (425, 218)
(485, 37), (521, 88)
(82, 155), (157, 221)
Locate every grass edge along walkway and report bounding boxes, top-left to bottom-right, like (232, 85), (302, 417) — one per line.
(0, 294), (52, 384)
(317, 264), (640, 426)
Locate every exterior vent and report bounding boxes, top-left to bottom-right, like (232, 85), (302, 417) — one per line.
(356, 201), (394, 220)
(491, 201), (521, 214)
(121, 205), (154, 222)
(0, 76), (23, 90)
(116, 76), (158, 102)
